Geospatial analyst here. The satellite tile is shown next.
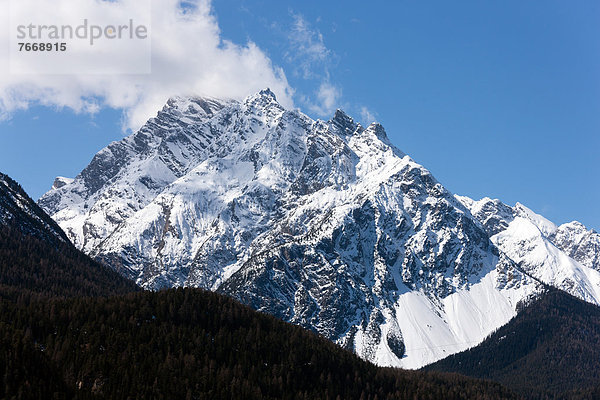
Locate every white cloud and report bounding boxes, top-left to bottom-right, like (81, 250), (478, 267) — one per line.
(285, 13), (341, 117)
(286, 14), (331, 80)
(308, 82), (341, 116)
(359, 106), (377, 124)
(0, 0), (294, 131)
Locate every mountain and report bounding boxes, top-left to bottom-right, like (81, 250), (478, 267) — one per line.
(39, 89), (600, 369)
(0, 172), (138, 299)
(425, 288), (600, 398)
(0, 174), (517, 399)
(457, 197), (600, 304)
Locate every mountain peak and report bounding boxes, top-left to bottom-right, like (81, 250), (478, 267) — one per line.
(514, 202), (557, 236)
(549, 220), (600, 271)
(562, 220), (587, 230)
(244, 88), (282, 110)
(51, 176), (74, 190)
(330, 109), (358, 135)
(162, 95), (229, 120)
(365, 122), (389, 142)
(258, 87), (277, 100)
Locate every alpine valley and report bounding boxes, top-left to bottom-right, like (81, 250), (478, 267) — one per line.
(39, 89), (600, 369)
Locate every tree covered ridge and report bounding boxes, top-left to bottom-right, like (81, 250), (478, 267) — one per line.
(0, 287), (518, 400)
(0, 170), (138, 300)
(0, 173), (70, 245)
(0, 225), (139, 301)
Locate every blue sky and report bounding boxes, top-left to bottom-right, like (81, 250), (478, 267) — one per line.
(0, 0), (598, 230)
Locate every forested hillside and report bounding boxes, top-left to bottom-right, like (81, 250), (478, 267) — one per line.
(0, 287), (520, 400)
(0, 225), (139, 300)
(0, 172), (138, 300)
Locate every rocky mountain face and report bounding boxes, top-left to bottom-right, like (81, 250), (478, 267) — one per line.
(39, 90), (599, 368)
(549, 222), (600, 272)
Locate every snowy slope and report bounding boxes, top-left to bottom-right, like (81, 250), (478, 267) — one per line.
(40, 90), (598, 369)
(387, 263), (537, 369)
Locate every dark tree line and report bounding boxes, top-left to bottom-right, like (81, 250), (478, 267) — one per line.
(0, 225), (138, 302)
(0, 287), (518, 399)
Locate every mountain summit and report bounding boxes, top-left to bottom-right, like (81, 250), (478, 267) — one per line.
(39, 90), (600, 368)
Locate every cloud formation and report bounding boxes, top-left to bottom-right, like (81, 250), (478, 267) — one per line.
(286, 14), (341, 117)
(307, 82), (341, 116)
(359, 107), (377, 124)
(286, 14), (331, 80)
(0, 0), (294, 131)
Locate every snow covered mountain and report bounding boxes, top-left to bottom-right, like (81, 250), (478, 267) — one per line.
(39, 89), (599, 368)
(457, 197), (600, 305)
